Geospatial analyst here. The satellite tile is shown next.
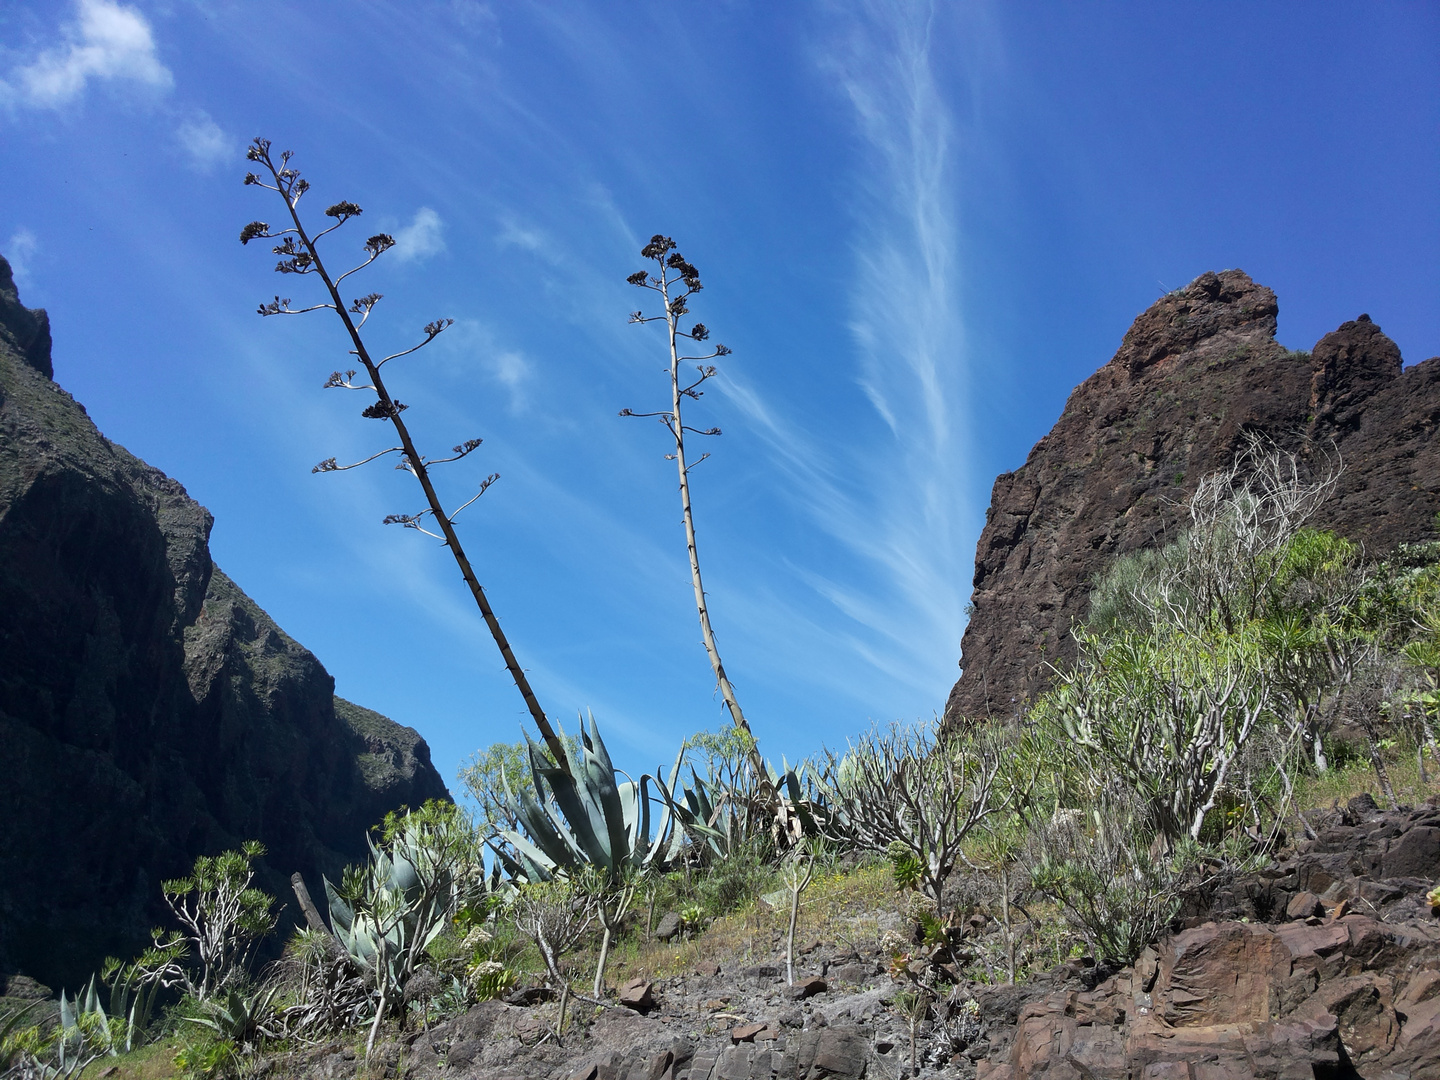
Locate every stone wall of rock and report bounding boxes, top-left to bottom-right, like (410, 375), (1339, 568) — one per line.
(945, 270), (1440, 726)
(0, 255), (450, 990)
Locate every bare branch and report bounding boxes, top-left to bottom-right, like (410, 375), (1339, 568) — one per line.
(425, 437), (484, 466)
(349, 292), (383, 328)
(448, 473), (500, 523)
(308, 200), (364, 244)
(382, 509), (445, 540)
(322, 369), (373, 390)
(379, 318), (454, 366)
(312, 446), (404, 473)
(258, 296), (334, 316)
(334, 234), (395, 287)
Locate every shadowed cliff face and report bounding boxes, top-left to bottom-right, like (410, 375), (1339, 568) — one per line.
(945, 270), (1440, 728)
(0, 256), (450, 990)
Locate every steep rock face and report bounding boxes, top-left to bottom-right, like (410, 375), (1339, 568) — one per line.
(0, 257), (449, 989)
(945, 270), (1440, 725)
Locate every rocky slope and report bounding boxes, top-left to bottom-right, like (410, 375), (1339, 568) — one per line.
(973, 796), (1440, 1079)
(944, 270), (1440, 726)
(255, 795), (1439, 1080)
(0, 256), (449, 991)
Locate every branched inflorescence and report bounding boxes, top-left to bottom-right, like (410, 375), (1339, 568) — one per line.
(240, 138), (568, 769)
(622, 235), (791, 835)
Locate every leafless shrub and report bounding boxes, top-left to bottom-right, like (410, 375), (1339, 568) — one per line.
(1044, 629), (1274, 845)
(819, 721), (1035, 910)
(1090, 435), (1340, 639)
(267, 929), (371, 1041)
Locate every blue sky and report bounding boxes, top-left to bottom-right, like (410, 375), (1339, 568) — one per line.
(2, 1), (1436, 797)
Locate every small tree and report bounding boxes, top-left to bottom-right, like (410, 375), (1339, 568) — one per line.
(115, 843), (277, 1009)
(1028, 794), (1194, 968)
(512, 878), (599, 1041)
(622, 236), (787, 832)
(1089, 437), (1339, 640)
(461, 736), (578, 836)
(782, 839), (820, 986)
(820, 722), (1032, 910)
(240, 139), (569, 771)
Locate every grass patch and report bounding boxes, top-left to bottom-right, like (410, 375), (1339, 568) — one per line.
(1290, 745), (1440, 819)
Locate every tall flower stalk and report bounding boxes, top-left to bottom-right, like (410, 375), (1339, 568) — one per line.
(622, 235), (787, 831)
(239, 139), (568, 771)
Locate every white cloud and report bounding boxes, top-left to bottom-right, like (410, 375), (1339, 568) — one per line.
(435, 320), (532, 413)
(390, 208), (446, 264)
(450, 0), (500, 38)
(699, 1), (978, 697)
(490, 350), (531, 411)
(496, 217), (546, 253)
(815, 0), (974, 681)
(5, 229), (39, 285)
(176, 112), (231, 172)
(7, 0), (172, 109)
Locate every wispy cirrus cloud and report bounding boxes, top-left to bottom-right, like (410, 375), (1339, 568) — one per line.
(2, 0), (172, 109)
(436, 319), (533, 414)
(719, 0), (976, 697)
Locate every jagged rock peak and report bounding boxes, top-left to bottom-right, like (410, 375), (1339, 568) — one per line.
(1110, 269), (1278, 378)
(944, 270), (1438, 728)
(0, 254), (52, 380)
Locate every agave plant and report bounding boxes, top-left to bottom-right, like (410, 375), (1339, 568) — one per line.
(660, 756), (828, 861)
(493, 713), (683, 883)
(95, 959), (163, 1054)
(181, 986), (280, 1049)
(491, 713), (697, 994)
(324, 806), (461, 1058)
(45, 984), (122, 1080)
(55, 969), (158, 1059)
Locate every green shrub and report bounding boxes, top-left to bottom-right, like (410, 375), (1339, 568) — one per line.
(1028, 798), (1226, 967)
(887, 841), (923, 892)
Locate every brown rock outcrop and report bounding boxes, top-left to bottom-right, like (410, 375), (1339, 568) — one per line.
(945, 270), (1440, 725)
(973, 802), (1440, 1079)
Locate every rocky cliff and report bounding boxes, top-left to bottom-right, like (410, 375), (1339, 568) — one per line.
(945, 270), (1440, 726)
(0, 255), (450, 990)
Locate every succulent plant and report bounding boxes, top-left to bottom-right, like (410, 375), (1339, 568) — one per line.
(324, 806), (462, 1058)
(494, 712), (682, 882)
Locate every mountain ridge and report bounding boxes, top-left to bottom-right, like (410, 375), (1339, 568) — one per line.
(0, 255), (450, 990)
